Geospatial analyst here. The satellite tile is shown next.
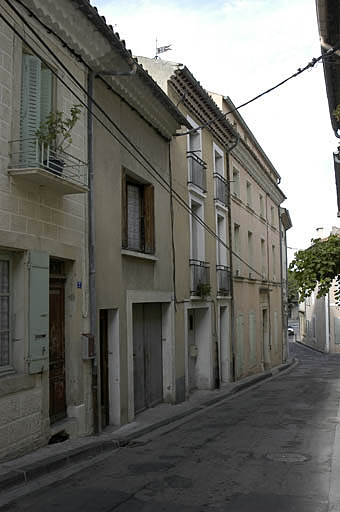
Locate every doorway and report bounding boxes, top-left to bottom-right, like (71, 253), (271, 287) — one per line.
(100, 309), (109, 428)
(219, 306), (230, 382)
(262, 308), (271, 369)
(133, 303), (163, 414)
(49, 278), (66, 423)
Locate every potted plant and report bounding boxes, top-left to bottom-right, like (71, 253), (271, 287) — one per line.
(196, 282), (211, 299)
(35, 104), (82, 175)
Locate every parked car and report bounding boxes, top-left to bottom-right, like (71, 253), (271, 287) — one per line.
(288, 327), (295, 336)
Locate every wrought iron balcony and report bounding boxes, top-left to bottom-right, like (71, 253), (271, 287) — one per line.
(214, 173), (228, 206)
(216, 265), (231, 296)
(187, 151), (207, 192)
(8, 138), (88, 195)
(190, 259), (210, 297)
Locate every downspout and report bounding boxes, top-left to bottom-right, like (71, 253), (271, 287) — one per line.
(225, 135), (239, 382)
(278, 207), (286, 362)
(265, 193), (272, 368)
(88, 72), (100, 434)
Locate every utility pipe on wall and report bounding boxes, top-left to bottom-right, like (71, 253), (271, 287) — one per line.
(88, 72), (100, 434)
(225, 135), (239, 381)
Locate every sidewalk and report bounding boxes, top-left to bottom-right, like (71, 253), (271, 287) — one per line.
(0, 358), (297, 494)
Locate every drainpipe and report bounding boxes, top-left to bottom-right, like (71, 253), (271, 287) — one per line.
(225, 135), (239, 381)
(265, 193), (272, 368)
(278, 207), (286, 362)
(88, 72), (100, 434)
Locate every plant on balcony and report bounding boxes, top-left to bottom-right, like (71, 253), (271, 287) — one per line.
(196, 282), (211, 299)
(35, 104), (82, 174)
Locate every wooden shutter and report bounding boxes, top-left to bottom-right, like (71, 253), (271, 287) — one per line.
(20, 54), (41, 166)
(121, 171), (127, 248)
(28, 251), (49, 374)
(143, 184), (155, 254)
(40, 67), (53, 126)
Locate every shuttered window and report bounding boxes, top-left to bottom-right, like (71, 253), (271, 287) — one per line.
(0, 259), (10, 369)
(127, 183), (142, 251)
(122, 172), (155, 254)
(20, 53), (53, 165)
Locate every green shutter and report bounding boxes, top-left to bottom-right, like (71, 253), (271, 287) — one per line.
(28, 251), (49, 374)
(20, 54), (41, 166)
(40, 67), (52, 126)
(236, 314), (244, 376)
(334, 317), (340, 344)
(249, 311), (256, 366)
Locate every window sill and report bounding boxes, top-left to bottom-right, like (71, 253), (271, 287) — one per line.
(121, 249), (158, 261)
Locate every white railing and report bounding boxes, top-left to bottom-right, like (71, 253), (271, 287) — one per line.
(8, 138), (88, 188)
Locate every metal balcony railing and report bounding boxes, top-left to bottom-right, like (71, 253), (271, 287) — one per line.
(187, 151), (207, 192)
(8, 138), (88, 188)
(190, 259), (210, 296)
(214, 173), (228, 206)
(216, 265), (231, 296)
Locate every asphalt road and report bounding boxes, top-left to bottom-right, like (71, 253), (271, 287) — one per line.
(2, 343), (340, 512)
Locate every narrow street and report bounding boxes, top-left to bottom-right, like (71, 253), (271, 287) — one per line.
(2, 343), (340, 512)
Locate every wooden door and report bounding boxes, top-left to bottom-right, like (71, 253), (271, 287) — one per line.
(49, 279), (66, 423)
(133, 303), (163, 414)
(145, 303), (163, 407)
(188, 311), (197, 392)
(100, 309), (109, 427)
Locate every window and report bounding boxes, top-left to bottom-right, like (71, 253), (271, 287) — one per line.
(234, 224), (241, 275)
(246, 181), (252, 207)
(122, 172), (155, 254)
(232, 168), (240, 197)
(259, 194), (265, 218)
(272, 244), (276, 279)
(0, 258), (10, 369)
(214, 147), (224, 176)
(20, 52), (53, 158)
(271, 206), (275, 226)
(261, 238), (266, 277)
(247, 231), (253, 272)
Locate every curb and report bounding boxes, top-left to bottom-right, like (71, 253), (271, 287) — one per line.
(0, 357), (297, 493)
(295, 340), (327, 355)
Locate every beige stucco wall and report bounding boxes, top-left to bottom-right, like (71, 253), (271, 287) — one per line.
(93, 78), (176, 424)
(0, 7), (91, 460)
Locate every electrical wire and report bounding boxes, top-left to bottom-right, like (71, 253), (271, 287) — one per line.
(175, 44), (340, 137)
(1, 2), (280, 279)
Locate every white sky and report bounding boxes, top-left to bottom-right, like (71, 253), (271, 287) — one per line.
(93, 0), (339, 258)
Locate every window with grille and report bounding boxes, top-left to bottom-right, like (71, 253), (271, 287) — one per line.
(0, 259), (10, 369)
(122, 172), (155, 254)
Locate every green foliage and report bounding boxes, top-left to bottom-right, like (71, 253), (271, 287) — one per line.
(287, 269), (299, 304)
(289, 235), (340, 304)
(333, 104), (340, 122)
(196, 282), (211, 298)
(35, 105), (82, 152)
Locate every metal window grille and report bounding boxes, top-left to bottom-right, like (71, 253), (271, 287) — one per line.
(0, 260), (10, 367)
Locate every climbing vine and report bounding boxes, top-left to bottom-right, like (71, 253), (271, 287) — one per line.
(289, 235), (340, 304)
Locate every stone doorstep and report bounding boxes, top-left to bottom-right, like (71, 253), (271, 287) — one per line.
(0, 358), (296, 493)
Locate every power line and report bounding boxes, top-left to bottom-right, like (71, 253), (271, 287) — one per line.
(1, 2), (274, 279)
(175, 44), (340, 137)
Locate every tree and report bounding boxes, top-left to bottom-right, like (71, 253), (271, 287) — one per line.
(289, 235), (340, 304)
